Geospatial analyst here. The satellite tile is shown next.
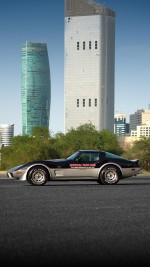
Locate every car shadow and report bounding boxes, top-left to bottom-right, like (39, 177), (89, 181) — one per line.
(24, 180), (150, 187)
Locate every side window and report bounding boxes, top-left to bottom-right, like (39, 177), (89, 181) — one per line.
(90, 153), (99, 161)
(76, 152), (99, 162)
(77, 153), (90, 162)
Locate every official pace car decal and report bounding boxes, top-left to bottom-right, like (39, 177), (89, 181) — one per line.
(70, 163), (96, 168)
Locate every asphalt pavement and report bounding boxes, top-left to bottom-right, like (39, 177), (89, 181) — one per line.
(0, 175), (150, 266)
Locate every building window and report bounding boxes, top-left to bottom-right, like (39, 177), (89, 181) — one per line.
(83, 41), (85, 50)
(83, 99), (85, 107)
(89, 41), (91, 50)
(95, 98), (97, 106)
(95, 41), (97, 49)
(77, 99), (79, 107)
(89, 99), (91, 107)
(77, 42), (79, 50)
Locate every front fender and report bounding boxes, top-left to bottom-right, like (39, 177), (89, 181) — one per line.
(26, 163), (51, 181)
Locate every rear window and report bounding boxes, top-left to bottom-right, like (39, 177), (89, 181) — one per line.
(105, 152), (122, 159)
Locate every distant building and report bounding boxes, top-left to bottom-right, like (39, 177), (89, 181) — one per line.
(117, 108), (150, 149)
(64, 0), (115, 133)
(130, 109), (150, 132)
(0, 124), (14, 147)
(21, 42), (51, 136)
(118, 123), (150, 150)
(114, 113), (129, 136)
(131, 123), (150, 137)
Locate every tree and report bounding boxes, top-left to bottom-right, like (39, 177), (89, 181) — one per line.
(0, 127), (58, 170)
(32, 126), (50, 139)
(53, 123), (123, 158)
(0, 123), (124, 170)
(98, 129), (123, 155)
(122, 137), (150, 171)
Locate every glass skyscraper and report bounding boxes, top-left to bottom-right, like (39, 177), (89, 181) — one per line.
(21, 42), (51, 136)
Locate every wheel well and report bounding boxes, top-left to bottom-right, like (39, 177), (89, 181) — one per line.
(100, 164), (122, 178)
(27, 164), (51, 181)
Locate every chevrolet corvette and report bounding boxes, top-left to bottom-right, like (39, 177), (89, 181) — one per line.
(6, 150), (141, 186)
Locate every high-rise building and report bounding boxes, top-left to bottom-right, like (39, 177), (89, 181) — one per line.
(64, 0), (115, 133)
(114, 113), (129, 136)
(130, 109), (150, 132)
(21, 42), (51, 136)
(0, 124), (14, 147)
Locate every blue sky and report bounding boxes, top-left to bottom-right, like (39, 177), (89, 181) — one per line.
(0, 0), (150, 136)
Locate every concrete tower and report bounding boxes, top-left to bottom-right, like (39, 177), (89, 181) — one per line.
(64, 0), (115, 132)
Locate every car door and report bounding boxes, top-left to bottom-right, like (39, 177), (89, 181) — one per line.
(63, 151), (100, 179)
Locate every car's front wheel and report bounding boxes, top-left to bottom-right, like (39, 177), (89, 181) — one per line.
(99, 165), (120, 185)
(27, 165), (49, 186)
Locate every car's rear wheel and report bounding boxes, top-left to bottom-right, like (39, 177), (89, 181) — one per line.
(99, 165), (120, 185)
(27, 165), (49, 186)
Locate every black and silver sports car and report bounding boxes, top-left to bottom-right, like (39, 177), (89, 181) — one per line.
(7, 150), (141, 185)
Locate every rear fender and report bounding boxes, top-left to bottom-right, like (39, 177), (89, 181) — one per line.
(98, 163), (123, 177)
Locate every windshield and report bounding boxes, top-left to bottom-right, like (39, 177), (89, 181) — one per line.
(67, 151), (80, 161)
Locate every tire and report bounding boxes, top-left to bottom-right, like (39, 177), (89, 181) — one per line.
(97, 179), (103, 185)
(99, 165), (120, 185)
(27, 165), (49, 186)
